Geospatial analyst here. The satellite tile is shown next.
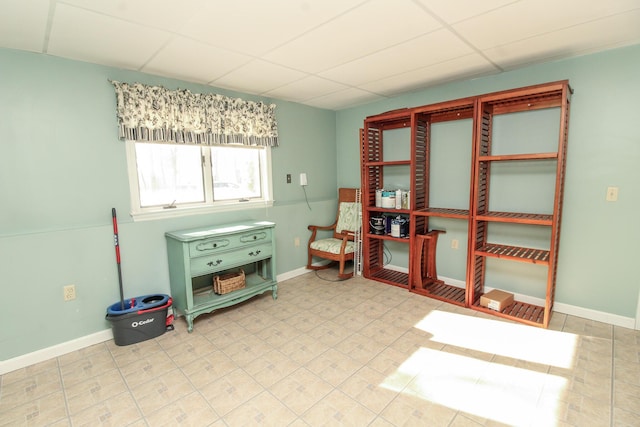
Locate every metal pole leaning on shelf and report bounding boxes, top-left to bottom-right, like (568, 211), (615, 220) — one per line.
(354, 188), (363, 276)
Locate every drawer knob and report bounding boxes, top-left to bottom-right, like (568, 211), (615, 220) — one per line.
(249, 250), (261, 257)
(207, 259), (222, 266)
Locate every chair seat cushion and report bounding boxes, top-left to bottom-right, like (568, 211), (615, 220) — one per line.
(310, 238), (355, 254)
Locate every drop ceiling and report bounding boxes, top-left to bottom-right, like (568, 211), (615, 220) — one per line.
(1, 0), (639, 110)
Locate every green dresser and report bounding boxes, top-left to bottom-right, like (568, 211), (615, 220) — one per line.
(165, 221), (277, 332)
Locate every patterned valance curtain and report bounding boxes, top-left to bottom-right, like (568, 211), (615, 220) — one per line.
(111, 81), (278, 147)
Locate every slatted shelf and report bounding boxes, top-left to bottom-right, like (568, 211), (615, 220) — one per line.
(412, 281), (466, 306)
(414, 207), (470, 219)
(478, 152), (558, 161)
(369, 268), (409, 288)
(473, 299), (546, 327)
(476, 243), (550, 264)
(476, 211), (553, 225)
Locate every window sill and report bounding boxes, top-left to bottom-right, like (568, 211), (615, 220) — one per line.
(130, 200), (274, 222)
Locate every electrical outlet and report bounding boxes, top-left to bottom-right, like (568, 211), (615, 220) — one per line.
(451, 239), (459, 249)
(294, 237), (300, 247)
(606, 186), (618, 202)
(63, 284), (76, 301)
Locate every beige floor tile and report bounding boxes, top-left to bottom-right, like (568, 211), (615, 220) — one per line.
(59, 351), (118, 388)
(269, 367), (334, 415)
(0, 390), (68, 427)
(243, 349), (300, 388)
(0, 367), (62, 411)
(108, 338), (165, 367)
(117, 351), (177, 389)
(142, 392), (219, 426)
(338, 366), (399, 413)
(130, 367), (195, 416)
(332, 331), (386, 365)
(279, 333), (331, 365)
(199, 368), (264, 416)
(4, 270), (637, 427)
(380, 393), (457, 426)
(224, 390), (297, 426)
(305, 348), (362, 387)
(64, 369), (128, 415)
(301, 388), (377, 426)
(199, 320), (252, 349)
(164, 334), (215, 367)
(181, 350), (239, 389)
(307, 320), (354, 347)
(68, 391), (142, 427)
(255, 320), (302, 348)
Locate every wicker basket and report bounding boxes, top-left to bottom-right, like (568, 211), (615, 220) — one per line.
(213, 270), (246, 295)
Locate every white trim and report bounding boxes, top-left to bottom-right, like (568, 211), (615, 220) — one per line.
(0, 329), (113, 375)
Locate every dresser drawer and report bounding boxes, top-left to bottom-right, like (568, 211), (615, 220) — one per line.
(190, 243), (273, 276)
(237, 229), (272, 246)
(189, 237), (232, 257)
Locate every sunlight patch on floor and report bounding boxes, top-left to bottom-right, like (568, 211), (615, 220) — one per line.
(381, 347), (568, 426)
(414, 310), (578, 368)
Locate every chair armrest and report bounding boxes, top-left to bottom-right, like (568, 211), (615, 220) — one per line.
(307, 223), (336, 245)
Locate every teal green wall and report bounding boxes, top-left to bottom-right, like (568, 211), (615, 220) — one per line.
(0, 49), (337, 360)
(337, 44), (640, 318)
(3, 43), (640, 361)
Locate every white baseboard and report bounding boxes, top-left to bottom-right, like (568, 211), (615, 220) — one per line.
(2, 267), (634, 375)
(0, 329), (113, 375)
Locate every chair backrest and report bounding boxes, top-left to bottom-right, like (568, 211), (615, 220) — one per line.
(333, 188), (361, 239)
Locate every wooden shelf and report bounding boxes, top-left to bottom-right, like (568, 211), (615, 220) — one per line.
(478, 152), (558, 162)
(475, 211), (553, 225)
(413, 207), (470, 219)
(369, 268), (409, 288)
(475, 243), (550, 265)
(472, 298), (546, 327)
(363, 160), (411, 167)
(365, 233), (410, 243)
(412, 281), (466, 306)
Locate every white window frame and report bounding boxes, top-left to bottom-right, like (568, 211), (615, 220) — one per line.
(125, 140), (274, 221)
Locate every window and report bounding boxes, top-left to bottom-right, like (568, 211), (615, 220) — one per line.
(125, 141), (273, 220)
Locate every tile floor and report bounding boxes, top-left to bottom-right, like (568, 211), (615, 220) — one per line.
(1, 269), (640, 426)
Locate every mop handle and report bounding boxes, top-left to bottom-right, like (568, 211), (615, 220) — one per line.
(112, 208), (125, 310)
(112, 208), (121, 263)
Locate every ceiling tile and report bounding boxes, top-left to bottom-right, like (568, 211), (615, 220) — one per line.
(414, 0), (519, 24)
(47, 4), (171, 70)
(59, 0), (208, 32)
(0, 0), (50, 52)
(304, 88), (385, 110)
(485, 9), (640, 69)
(180, 0), (365, 56)
(211, 60), (307, 95)
(142, 37), (252, 84)
(360, 53), (498, 96)
(455, 0), (640, 50)
(263, 0), (442, 73)
(264, 76), (348, 102)
(320, 29), (473, 86)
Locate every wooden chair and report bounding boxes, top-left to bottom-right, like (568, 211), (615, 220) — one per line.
(307, 188), (360, 279)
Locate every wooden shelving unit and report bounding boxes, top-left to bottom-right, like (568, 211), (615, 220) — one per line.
(468, 81), (572, 328)
(359, 81), (571, 328)
(360, 109), (416, 288)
